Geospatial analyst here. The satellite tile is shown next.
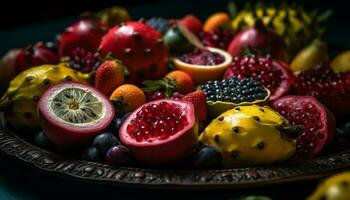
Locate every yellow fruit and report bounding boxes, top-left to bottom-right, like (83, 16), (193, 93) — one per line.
(173, 47), (232, 85)
(110, 84), (146, 112)
(199, 105), (296, 168)
(290, 39), (329, 72)
(308, 172), (350, 200)
(331, 50), (350, 73)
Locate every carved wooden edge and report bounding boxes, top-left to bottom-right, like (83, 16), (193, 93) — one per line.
(0, 117), (349, 189)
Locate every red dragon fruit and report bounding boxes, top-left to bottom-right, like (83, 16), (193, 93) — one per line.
(0, 42), (59, 94)
(98, 21), (169, 82)
(58, 19), (107, 57)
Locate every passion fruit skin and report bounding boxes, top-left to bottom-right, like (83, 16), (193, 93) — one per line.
(38, 82), (115, 150)
(119, 99), (199, 165)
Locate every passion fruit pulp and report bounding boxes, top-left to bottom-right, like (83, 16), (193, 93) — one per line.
(119, 99), (198, 165)
(38, 82), (115, 150)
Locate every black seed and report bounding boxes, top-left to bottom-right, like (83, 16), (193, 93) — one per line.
(231, 150), (239, 158)
(65, 76), (72, 81)
(259, 108), (265, 112)
(132, 32), (142, 40)
(24, 112), (32, 118)
(232, 127), (239, 133)
(214, 135), (220, 142)
(218, 116), (224, 121)
(25, 76), (34, 82)
(234, 107), (240, 111)
(33, 96), (40, 101)
(253, 116), (260, 121)
(257, 142), (265, 149)
(43, 79), (50, 85)
(144, 48), (152, 56)
(341, 181), (349, 187)
(156, 38), (164, 45)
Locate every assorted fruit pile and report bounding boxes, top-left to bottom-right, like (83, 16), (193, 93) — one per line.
(1, 2), (350, 170)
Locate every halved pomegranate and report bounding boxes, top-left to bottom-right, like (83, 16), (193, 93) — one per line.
(271, 96), (336, 159)
(38, 82), (115, 150)
(223, 54), (292, 100)
(119, 99), (198, 165)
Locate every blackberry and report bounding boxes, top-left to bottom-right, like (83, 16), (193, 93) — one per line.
(201, 77), (268, 103)
(146, 17), (170, 35)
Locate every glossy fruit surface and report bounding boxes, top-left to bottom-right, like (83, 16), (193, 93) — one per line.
(119, 99), (198, 164)
(110, 84), (146, 113)
(93, 132), (118, 156)
(105, 145), (132, 165)
(38, 82), (115, 150)
(272, 96), (336, 158)
(193, 145), (222, 169)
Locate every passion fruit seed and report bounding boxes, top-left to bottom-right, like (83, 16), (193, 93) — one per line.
(50, 88), (103, 124)
(126, 101), (189, 142)
(202, 77), (268, 103)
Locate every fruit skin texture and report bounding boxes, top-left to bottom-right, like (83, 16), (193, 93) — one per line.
(110, 84), (146, 113)
(119, 99), (198, 165)
(290, 39), (329, 72)
(271, 95), (336, 158)
(292, 63), (350, 117)
(307, 172), (350, 200)
(228, 22), (288, 62)
(223, 55), (292, 101)
(94, 60), (125, 97)
(165, 70), (195, 94)
(231, 3), (328, 57)
(203, 12), (230, 33)
(179, 14), (203, 36)
(199, 105), (296, 168)
(58, 19), (107, 57)
(181, 90), (207, 122)
(99, 21), (169, 83)
(331, 50), (350, 73)
(0, 42), (59, 95)
(38, 82), (115, 150)
(0, 64), (89, 132)
(93, 133), (118, 156)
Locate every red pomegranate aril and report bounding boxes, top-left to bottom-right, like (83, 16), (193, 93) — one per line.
(179, 48), (225, 66)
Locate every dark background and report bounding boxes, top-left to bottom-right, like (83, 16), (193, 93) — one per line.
(0, 0), (349, 199)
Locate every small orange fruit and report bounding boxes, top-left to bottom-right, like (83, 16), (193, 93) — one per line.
(110, 84), (146, 112)
(165, 70), (195, 94)
(203, 12), (230, 33)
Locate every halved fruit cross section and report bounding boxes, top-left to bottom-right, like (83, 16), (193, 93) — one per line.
(119, 99), (198, 165)
(38, 82), (115, 150)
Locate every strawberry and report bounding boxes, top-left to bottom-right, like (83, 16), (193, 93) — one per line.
(95, 60), (125, 97)
(181, 90), (207, 121)
(179, 14), (203, 36)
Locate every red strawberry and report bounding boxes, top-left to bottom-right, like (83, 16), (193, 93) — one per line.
(181, 90), (207, 121)
(179, 15), (203, 36)
(95, 60), (125, 97)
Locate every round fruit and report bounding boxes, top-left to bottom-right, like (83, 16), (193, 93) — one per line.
(38, 82), (115, 150)
(228, 21), (288, 62)
(81, 146), (101, 162)
(119, 99), (198, 165)
(174, 47), (233, 85)
(99, 21), (169, 82)
(290, 39), (329, 72)
(105, 145), (132, 165)
(93, 132), (118, 156)
(110, 84), (146, 113)
(331, 50), (350, 73)
(179, 14), (203, 36)
(272, 96), (336, 158)
(201, 77), (270, 117)
(165, 70), (195, 94)
(308, 172), (350, 200)
(203, 12), (230, 33)
(111, 112), (130, 135)
(58, 19), (107, 57)
(193, 145), (222, 169)
(223, 54), (292, 101)
(34, 131), (52, 149)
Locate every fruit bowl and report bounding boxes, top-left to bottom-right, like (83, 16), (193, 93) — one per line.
(0, 113), (349, 189)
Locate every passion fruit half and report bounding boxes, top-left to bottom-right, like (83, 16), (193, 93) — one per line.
(173, 47), (232, 85)
(119, 99), (198, 165)
(38, 82), (115, 150)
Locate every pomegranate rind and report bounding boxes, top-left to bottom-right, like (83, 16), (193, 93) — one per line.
(271, 95), (336, 158)
(174, 47), (233, 85)
(207, 87), (271, 118)
(38, 82), (115, 150)
(119, 99), (198, 165)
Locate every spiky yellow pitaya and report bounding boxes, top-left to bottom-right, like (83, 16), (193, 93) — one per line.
(0, 63), (90, 132)
(199, 105), (298, 168)
(230, 2), (331, 57)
